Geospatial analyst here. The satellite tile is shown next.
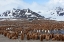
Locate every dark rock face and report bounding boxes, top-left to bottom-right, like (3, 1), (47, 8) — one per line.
(59, 12), (64, 16)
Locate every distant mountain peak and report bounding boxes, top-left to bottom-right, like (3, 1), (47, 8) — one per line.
(51, 7), (64, 16)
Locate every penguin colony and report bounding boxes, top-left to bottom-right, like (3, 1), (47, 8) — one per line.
(0, 20), (64, 41)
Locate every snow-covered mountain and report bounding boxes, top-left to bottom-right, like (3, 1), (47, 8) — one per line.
(51, 7), (64, 16)
(39, 7), (64, 21)
(0, 8), (45, 20)
(49, 7), (64, 21)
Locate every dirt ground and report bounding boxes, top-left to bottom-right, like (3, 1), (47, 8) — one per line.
(0, 34), (64, 42)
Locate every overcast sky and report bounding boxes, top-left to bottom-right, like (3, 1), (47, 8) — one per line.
(0, 0), (64, 21)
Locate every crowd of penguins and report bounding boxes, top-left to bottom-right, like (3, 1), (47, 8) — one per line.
(0, 20), (64, 41)
(0, 26), (64, 41)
